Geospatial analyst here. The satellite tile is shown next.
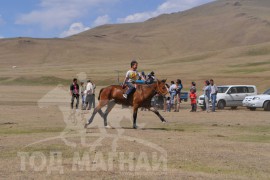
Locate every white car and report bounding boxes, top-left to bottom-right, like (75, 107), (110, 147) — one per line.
(197, 85), (257, 110)
(242, 88), (270, 111)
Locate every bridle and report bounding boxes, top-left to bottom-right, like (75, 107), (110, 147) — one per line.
(156, 80), (168, 96)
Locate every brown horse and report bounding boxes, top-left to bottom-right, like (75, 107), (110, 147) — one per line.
(84, 79), (168, 129)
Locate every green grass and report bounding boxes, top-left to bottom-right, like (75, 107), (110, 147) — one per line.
(174, 161), (263, 178)
(166, 52), (218, 64)
(229, 61), (270, 68)
(246, 48), (270, 56)
(222, 125), (270, 143)
(0, 127), (64, 135)
(232, 125), (270, 133)
(0, 76), (71, 86)
(224, 67), (269, 74)
(0, 77), (10, 81)
(146, 123), (204, 132)
(230, 135), (270, 143)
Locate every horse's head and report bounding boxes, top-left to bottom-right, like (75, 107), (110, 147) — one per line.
(156, 79), (168, 96)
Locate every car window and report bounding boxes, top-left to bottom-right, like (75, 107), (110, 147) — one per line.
(236, 87), (247, 93)
(218, 87), (228, 93)
(228, 87), (237, 94)
(247, 87), (255, 93)
(263, 89), (270, 95)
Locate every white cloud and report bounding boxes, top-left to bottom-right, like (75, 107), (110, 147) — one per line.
(15, 0), (117, 29)
(92, 15), (110, 27)
(59, 22), (90, 37)
(118, 0), (213, 23)
(0, 36), (4, 39)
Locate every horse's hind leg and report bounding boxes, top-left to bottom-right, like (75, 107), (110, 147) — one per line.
(103, 100), (116, 126)
(149, 107), (167, 123)
(85, 99), (108, 128)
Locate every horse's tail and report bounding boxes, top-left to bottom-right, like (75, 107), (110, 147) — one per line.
(98, 88), (105, 100)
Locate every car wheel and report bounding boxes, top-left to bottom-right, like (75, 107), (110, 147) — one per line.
(263, 101), (270, 111)
(217, 100), (225, 109)
(248, 107), (256, 111)
(231, 106), (237, 110)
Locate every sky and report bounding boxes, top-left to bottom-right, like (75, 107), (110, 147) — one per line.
(0, 0), (214, 39)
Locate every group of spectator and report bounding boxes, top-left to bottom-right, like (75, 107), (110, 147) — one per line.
(70, 75), (218, 113)
(166, 79), (183, 112)
(70, 78), (96, 110)
(165, 79), (218, 113)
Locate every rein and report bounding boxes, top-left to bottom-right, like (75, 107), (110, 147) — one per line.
(155, 81), (167, 96)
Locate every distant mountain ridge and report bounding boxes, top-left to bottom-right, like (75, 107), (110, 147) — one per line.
(1, 0), (270, 66)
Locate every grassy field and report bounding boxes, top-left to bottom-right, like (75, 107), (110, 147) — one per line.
(0, 85), (270, 179)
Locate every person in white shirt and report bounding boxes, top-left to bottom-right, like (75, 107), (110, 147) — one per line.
(84, 80), (93, 110)
(210, 79), (218, 112)
(169, 81), (177, 110)
(90, 81), (96, 109)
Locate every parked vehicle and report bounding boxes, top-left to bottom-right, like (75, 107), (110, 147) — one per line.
(180, 92), (189, 102)
(197, 85), (257, 110)
(242, 88), (270, 111)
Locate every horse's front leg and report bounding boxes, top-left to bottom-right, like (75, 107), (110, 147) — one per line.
(85, 99), (108, 128)
(149, 107), (167, 123)
(132, 106), (139, 129)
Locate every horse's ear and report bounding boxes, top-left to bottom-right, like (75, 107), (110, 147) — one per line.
(161, 79), (167, 83)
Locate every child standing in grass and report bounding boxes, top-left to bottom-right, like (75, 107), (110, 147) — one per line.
(190, 89), (197, 112)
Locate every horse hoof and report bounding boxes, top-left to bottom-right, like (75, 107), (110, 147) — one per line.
(162, 120), (167, 124)
(133, 125), (138, 129)
(84, 123), (89, 129)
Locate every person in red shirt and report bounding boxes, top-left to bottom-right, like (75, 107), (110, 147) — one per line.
(189, 89), (197, 112)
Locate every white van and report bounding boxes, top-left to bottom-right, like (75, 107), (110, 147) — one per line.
(197, 85), (257, 109)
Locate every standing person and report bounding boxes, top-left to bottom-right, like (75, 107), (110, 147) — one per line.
(70, 78), (80, 109)
(169, 81), (177, 110)
(84, 80), (93, 110)
(163, 84), (170, 112)
(210, 79), (218, 112)
(175, 79), (183, 112)
(146, 71), (155, 84)
(122, 60), (145, 99)
(190, 81), (196, 93)
(80, 82), (86, 110)
(90, 81), (96, 109)
(189, 89), (197, 112)
(141, 71), (147, 81)
(203, 80), (211, 112)
(166, 97), (171, 112)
